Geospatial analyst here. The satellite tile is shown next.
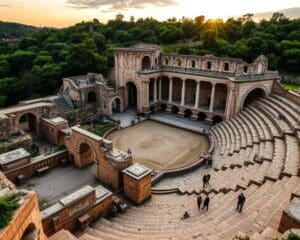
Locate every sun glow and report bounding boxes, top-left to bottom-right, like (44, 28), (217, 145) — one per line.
(0, 0), (299, 27)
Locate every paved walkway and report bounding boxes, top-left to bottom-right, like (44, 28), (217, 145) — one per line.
(150, 112), (211, 133)
(20, 165), (98, 209)
(112, 111), (212, 132)
(112, 111), (146, 127)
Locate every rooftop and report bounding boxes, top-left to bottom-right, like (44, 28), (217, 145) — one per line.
(0, 148), (30, 165)
(123, 163), (152, 180)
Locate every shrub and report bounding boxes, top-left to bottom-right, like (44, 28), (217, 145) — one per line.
(283, 232), (300, 240)
(0, 194), (20, 228)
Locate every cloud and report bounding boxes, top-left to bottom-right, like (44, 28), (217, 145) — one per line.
(0, 3), (13, 8)
(66, 0), (177, 10)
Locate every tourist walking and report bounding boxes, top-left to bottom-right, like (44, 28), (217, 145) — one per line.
(236, 192), (246, 213)
(202, 174), (207, 188)
(197, 195), (202, 210)
(202, 195), (210, 211)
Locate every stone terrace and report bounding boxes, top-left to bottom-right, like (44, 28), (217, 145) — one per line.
(70, 94), (300, 240)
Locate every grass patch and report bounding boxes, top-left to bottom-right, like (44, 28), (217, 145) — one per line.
(0, 194), (20, 228)
(86, 122), (116, 137)
(282, 82), (300, 91)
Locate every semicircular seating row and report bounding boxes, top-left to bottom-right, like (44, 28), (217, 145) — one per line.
(76, 94), (300, 240)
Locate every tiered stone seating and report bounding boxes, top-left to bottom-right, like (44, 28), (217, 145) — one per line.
(75, 94), (299, 240)
(78, 176), (300, 240)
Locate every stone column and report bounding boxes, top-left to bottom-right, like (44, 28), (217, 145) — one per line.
(168, 78), (173, 103)
(181, 79), (186, 106)
(153, 78), (157, 102)
(209, 83), (216, 112)
(194, 80), (200, 109)
(158, 77), (162, 101)
(146, 81), (150, 106)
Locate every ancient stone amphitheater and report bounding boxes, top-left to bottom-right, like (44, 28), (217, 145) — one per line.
(68, 93), (299, 240)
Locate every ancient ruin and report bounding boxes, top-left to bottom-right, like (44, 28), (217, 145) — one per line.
(0, 43), (299, 240)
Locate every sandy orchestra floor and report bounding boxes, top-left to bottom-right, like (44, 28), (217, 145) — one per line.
(108, 120), (209, 170)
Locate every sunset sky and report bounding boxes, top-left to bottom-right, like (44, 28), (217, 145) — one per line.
(0, 0), (299, 27)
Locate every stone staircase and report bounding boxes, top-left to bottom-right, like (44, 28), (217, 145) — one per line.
(48, 95), (74, 113)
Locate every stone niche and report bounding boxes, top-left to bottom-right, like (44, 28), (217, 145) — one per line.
(122, 163), (152, 205)
(278, 197), (300, 233)
(41, 185), (112, 236)
(0, 148), (31, 172)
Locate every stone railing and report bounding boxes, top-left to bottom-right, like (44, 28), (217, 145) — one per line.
(271, 80), (300, 106)
(138, 66), (279, 81)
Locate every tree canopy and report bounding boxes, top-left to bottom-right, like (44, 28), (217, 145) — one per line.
(0, 13), (299, 107)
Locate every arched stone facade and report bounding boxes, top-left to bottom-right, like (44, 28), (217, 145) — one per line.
(113, 43), (279, 122)
(64, 126), (132, 190)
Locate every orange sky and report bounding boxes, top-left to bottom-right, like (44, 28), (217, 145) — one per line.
(0, 0), (299, 27)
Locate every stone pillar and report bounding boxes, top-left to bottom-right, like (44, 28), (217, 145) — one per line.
(153, 78), (157, 103)
(168, 78), (173, 103)
(194, 80), (200, 109)
(122, 163), (152, 205)
(158, 77), (162, 101)
(209, 83), (216, 112)
(146, 81), (150, 106)
(180, 79), (186, 106)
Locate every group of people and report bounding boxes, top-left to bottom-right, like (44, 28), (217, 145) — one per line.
(182, 191), (246, 220)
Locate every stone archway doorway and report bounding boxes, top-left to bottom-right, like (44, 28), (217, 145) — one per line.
(112, 98), (121, 113)
(18, 113), (38, 134)
(242, 88), (266, 109)
(126, 82), (137, 111)
(21, 223), (38, 240)
(79, 143), (94, 166)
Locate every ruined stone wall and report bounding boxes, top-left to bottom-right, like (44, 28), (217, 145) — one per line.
(0, 192), (46, 240)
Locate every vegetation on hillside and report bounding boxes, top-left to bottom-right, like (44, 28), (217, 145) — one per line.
(0, 21), (40, 39)
(0, 12), (299, 107)
(0, 194), (20, 228)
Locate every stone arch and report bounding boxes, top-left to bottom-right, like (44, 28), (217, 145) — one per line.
(241, 86), (267, 110)
(197, 112), (207, 121)
(184, 109), (192, 118)
(171, 105), (179, 114)
(87, 91), (97, 103)
(207, 61), (212, 70)
(17, 112), (39, 134)
(164, 58), (169, 65)
(141, 56), (151, 69)
(212, 115), (223, 125)
(20, 223), (38, 240)
(224, 62), (229, 71)
(126, 81), (138, 111)
(78, 141), (96, 167)
(110, 97), (123, 114)
(175, 58), (182, 66)
(243, 65), (248, 73)
(160, 103), (167, 111)
(191, 60), (196, 68)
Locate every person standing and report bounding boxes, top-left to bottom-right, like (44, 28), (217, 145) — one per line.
(197, 195), (202, 210)
(206, 174), (211, 186)
(236, 192), (246, 213)
(202, 195), (210, 211)
(202, 174), (207, 188)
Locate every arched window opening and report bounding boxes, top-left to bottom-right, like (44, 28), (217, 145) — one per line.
(243, 66), (248, 73)
(142, 56), (151, 69)
(191, 60), (196, 68)
(224, 62), (229, 71)
(207, 61), (211, 70)
(176, 59), (182, 67)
